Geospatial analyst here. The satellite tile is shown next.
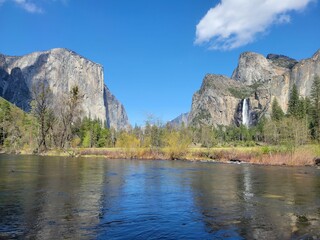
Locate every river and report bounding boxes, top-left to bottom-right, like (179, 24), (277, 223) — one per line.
(0, 154), (320, 239)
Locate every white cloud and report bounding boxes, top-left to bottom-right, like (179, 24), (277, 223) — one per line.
(195, 0), (315, 50)
(0, 0), (67, 13)
(13, 0), (43, 13)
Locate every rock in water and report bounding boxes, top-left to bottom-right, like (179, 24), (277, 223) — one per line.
(0, 48), (130, 130)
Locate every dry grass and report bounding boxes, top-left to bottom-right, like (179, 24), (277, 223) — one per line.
(34, 144), (319, 167)
(206, 145), (318, 166)
(252, 151), (315, 166)
(79, 147), (168, 160)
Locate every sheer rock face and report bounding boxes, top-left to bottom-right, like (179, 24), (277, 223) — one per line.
(290, 50), (320, 98)
(231, 52), (289, 85)
(104, 85), (129, 130)
(0, 48), (130, 130)
(168, 112), (189, 128)
(188, 49), (320, 127)
(188, 75), (244, 127)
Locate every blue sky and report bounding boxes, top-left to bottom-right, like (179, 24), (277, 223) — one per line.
(0, 0), (319, 125)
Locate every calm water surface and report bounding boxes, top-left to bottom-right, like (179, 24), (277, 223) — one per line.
(0, 154), (320, 239)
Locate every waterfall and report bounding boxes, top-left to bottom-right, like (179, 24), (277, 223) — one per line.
(242, 98), (250, 127)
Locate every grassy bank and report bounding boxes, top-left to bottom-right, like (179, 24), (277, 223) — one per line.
(189, 145), (320, 166)
(21, 144), (320, 167)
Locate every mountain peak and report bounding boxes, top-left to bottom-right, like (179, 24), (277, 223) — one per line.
(266, 53), (298, 69)
(312, 49), (320, 59)
(0, 49), (130, 130)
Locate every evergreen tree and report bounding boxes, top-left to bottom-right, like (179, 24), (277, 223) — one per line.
(271, 98), (284, 121)
(297, 98), (307, 119)
(310, 75), (320, 141)
(97, 128), (111, 147)
(0, 101), (11, 145)
(288, 84), (300, 117)
(82, 130), (91, 148)
(304, 97), (313, 117)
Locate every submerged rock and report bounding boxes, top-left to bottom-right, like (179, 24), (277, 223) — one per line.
(229, 159), (242, 163)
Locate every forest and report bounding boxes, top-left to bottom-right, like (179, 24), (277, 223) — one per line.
(0, 76), (320, 165)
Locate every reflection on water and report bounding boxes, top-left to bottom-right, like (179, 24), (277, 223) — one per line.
(0, 155), (320, 239)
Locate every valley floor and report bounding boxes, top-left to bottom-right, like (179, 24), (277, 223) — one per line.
(17, 144), (320, 167)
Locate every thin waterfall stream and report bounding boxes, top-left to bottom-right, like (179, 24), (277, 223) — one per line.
(242, 98), (250, 127)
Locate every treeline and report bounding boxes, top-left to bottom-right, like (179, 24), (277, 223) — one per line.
(0, 98), (36, 152)
(0, 77), (320, 155)
(114, 76), (320, 152)
(0, 83), (108, 153)
(264, 76), (320, 147)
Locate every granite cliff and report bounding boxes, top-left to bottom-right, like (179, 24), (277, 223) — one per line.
(0, 48), (130, 130)
(187, 49), (320, 127)
(168, 112), (189, 128)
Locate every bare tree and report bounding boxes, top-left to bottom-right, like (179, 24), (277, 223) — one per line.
(54, 85), (83, 148)
(31, 81), (55, 152)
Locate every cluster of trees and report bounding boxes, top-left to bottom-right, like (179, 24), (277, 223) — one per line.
(77, 117), (115, 148)
(0, 76), (319, 154)
(0, 82), (112, 153)
(0, 98), (36, 152)
(115, 76), (320, 150)
(265, 76), (320, 148)
(30, 82), (84, 152)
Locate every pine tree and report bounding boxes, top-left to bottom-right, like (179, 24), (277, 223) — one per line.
(271, 98), (284, 121)
(288, 84), (300, 117)
(297, 98), (307, 119)
(310, 75), (320, 141)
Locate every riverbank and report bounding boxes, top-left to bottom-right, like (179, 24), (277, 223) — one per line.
(14, 144), (320, 167)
